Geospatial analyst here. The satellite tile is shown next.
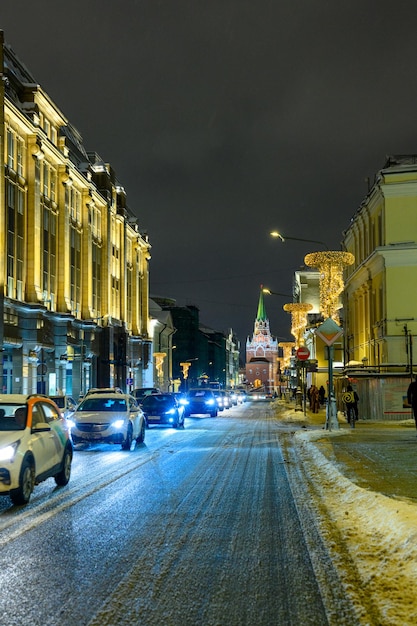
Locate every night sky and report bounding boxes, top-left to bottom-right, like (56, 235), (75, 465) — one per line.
(3, 1), (417, 349)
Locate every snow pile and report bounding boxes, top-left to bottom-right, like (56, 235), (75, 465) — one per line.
(290, 419), (417, 625)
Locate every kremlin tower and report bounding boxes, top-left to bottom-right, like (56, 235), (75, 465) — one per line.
(245, 287), (278, 394)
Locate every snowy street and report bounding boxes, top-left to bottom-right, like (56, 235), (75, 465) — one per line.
(0, 401), (361, 626)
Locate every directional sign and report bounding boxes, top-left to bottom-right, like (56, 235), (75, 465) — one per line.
(296, 346), (310, 361)
(315, 317), (343, 347)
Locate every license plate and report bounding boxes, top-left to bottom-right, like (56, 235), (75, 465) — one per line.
(149, 415), (160, 420)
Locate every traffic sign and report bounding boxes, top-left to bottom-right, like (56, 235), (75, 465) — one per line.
(296, 346), (310, 361)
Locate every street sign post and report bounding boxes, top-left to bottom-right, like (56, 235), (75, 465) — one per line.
(296, 346), (310, 361)
(315, 318), (343, 431)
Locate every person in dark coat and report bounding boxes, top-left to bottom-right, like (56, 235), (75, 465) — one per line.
(407, 376), (417, 429)
(318, 385), (326, 406)
(345, 384), (359, 423)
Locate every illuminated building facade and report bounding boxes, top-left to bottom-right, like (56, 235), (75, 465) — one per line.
(0, 34), (152, 396)
(342, 155), (417, 418)
(245, 288), (278, 394)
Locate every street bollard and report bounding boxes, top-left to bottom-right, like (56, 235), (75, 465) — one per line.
(325, 393), (339, 430)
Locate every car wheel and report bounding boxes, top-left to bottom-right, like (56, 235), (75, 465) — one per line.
(122, 424), (133, 450)
(136, 420), (145, 444)
(11, 457), (35, 505)
(210, 410), (218, 417)
(55, 445), (72, 486)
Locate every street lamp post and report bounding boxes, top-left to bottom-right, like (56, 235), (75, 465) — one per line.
(270, 231), (329, 250)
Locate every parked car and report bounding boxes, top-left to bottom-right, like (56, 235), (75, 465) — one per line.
(229, 390), (238, 406)
(69, 393), (145, 450)
(141, 393), (185, 428)
(49, 395), (78, 418)
(0, 394), (73, 505)
(132, 387), (161, 403)
(185, 388), (218, 417)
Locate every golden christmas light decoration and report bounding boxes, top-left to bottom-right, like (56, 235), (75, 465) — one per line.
(283, 303), (313, 347)
(304, 251), (354, 322)
(153, 352), (166, 378)
(278, 341), (295, 367)
(180, 362), (191, 379)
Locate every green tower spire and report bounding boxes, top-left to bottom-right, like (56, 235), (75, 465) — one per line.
(256, 285), (267, 321)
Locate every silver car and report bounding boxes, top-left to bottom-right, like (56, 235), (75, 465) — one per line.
(69, 393), (145, 450)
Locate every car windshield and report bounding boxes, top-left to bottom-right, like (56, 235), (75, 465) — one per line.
(0, 405), (27, 431)
(142, 396), (173, 410)
(189, 390), (210, 398)
(78, 398), (127, 412)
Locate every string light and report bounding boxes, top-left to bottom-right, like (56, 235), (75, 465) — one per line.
(304, 251), (354, 322)
(283, 303), (313, 346)
(278, 341), (295, 367)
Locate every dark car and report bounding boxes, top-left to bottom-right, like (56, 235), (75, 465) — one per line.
(132, 387), (161, 403)
(141, 393), (185, 428)
(186, 388), (218, 417)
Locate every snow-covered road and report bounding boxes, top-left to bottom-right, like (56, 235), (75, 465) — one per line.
(0, 402), (359, 626)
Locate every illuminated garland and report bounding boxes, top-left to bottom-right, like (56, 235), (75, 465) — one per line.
(304, 251), (354, 322)
(278, 341), (295, 367)
(283, 303), (313, 346)
(153, 352), (166, 378)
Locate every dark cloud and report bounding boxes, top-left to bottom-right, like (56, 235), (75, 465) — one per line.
(3, 0), (417, 347)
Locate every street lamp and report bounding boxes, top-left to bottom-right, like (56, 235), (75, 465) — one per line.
(262, 288), (293, 298)
(270, 231), (329, 250)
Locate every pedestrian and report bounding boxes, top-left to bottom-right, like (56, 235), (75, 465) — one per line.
(307, 385), (313, 408)
(344, 384), (359, 423)
(318, 385), (326, 406)
(407, 376), (417, 430)
(311, 385), (320, 413)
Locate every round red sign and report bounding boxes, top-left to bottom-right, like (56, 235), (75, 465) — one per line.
(296, 346), (310, 361)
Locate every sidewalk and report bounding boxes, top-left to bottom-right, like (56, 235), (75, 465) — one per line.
(280, 400), (417, 503)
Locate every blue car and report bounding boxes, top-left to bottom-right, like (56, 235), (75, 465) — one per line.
(185, 388), (218, 417)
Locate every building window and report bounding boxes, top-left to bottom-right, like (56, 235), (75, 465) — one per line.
(41, 161), (57, 202)
(66, 186), (82, 225)
(70, 227), (81, 315)
(7, 129), (15, 170)
(42, 206), (57, 298)
(92, 243), (101, 315)
(6, 181), (25, 299)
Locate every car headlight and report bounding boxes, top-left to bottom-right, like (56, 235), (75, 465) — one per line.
(179, 398), (188, 405)
(66, 419), (76, 429)
(112, 419), (125, 429)
(0, 441), (19, 462)
(206, 399), (215, 406)
(166, 409), (176, 415)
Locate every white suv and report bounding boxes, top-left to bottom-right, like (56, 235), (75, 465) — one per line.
(0, 394), (73, 505)
(70, 393), (145, 450)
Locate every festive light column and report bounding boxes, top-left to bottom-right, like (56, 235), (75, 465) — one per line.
(304, 250), (354, 429)
(278, 341), (295, 367)
(279, 341), (296, 397)
(304, 251), (354, 322)
(283, 302), (313, 347)
(153, 352), (166, 389)
(283, 303), (312, 405)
